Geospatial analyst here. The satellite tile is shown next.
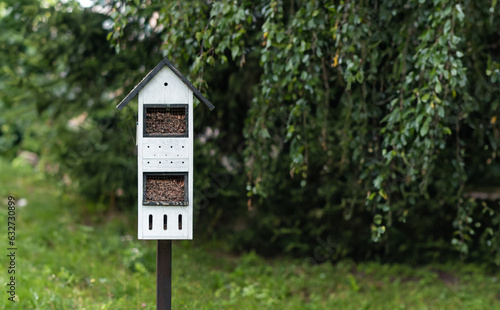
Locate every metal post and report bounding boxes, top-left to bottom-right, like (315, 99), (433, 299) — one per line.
(157, 240), (172, 310)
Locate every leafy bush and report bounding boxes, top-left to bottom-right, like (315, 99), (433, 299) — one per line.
(2, 0), (500, 264)
(108, 0), (500, 263)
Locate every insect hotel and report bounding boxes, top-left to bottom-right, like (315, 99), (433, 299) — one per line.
(116, 58), (214, 240)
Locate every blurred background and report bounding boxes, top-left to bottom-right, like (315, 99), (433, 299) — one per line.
(1, 0), (500, 308)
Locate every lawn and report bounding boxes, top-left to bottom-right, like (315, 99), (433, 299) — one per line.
(0, 157), (499, 309)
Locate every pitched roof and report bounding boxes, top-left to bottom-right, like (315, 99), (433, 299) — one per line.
(116, 57), (215, 111)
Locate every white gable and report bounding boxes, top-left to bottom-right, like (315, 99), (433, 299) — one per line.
(140, 66), (191, 104)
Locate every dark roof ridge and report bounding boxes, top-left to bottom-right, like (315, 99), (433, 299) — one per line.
(116, 57), (215, 111)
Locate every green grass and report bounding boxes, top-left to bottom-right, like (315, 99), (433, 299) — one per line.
(1, 157), (500, 309)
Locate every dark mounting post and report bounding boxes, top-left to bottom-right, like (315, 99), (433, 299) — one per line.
(157, 240), (172, 310)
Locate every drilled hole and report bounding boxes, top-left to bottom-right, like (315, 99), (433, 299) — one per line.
(178, 214), (182, 230)
(149, 215), (153, 230)
(164, 82), (168, 86)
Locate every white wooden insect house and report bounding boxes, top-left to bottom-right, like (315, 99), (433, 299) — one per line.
(116, 58), (214, 240)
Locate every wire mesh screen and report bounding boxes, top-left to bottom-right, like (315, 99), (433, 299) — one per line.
(145, 106), (187, 136)
(144, 174), (187, 205)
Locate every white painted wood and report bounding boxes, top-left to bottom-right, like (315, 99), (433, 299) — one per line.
(137, 76), (194, 240)
(142, 159), (189, 172)
(142, 138), (190, 158)
(140, 206), (190, 239)
(138, 90), (144, 239)
(141, 67), (189, 104)
(187, 88), (194, 239)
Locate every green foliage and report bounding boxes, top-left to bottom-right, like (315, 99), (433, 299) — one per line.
(0, 0), (150, 207)
(107, 0), (500, 263)
(2, 0), (500, 264)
